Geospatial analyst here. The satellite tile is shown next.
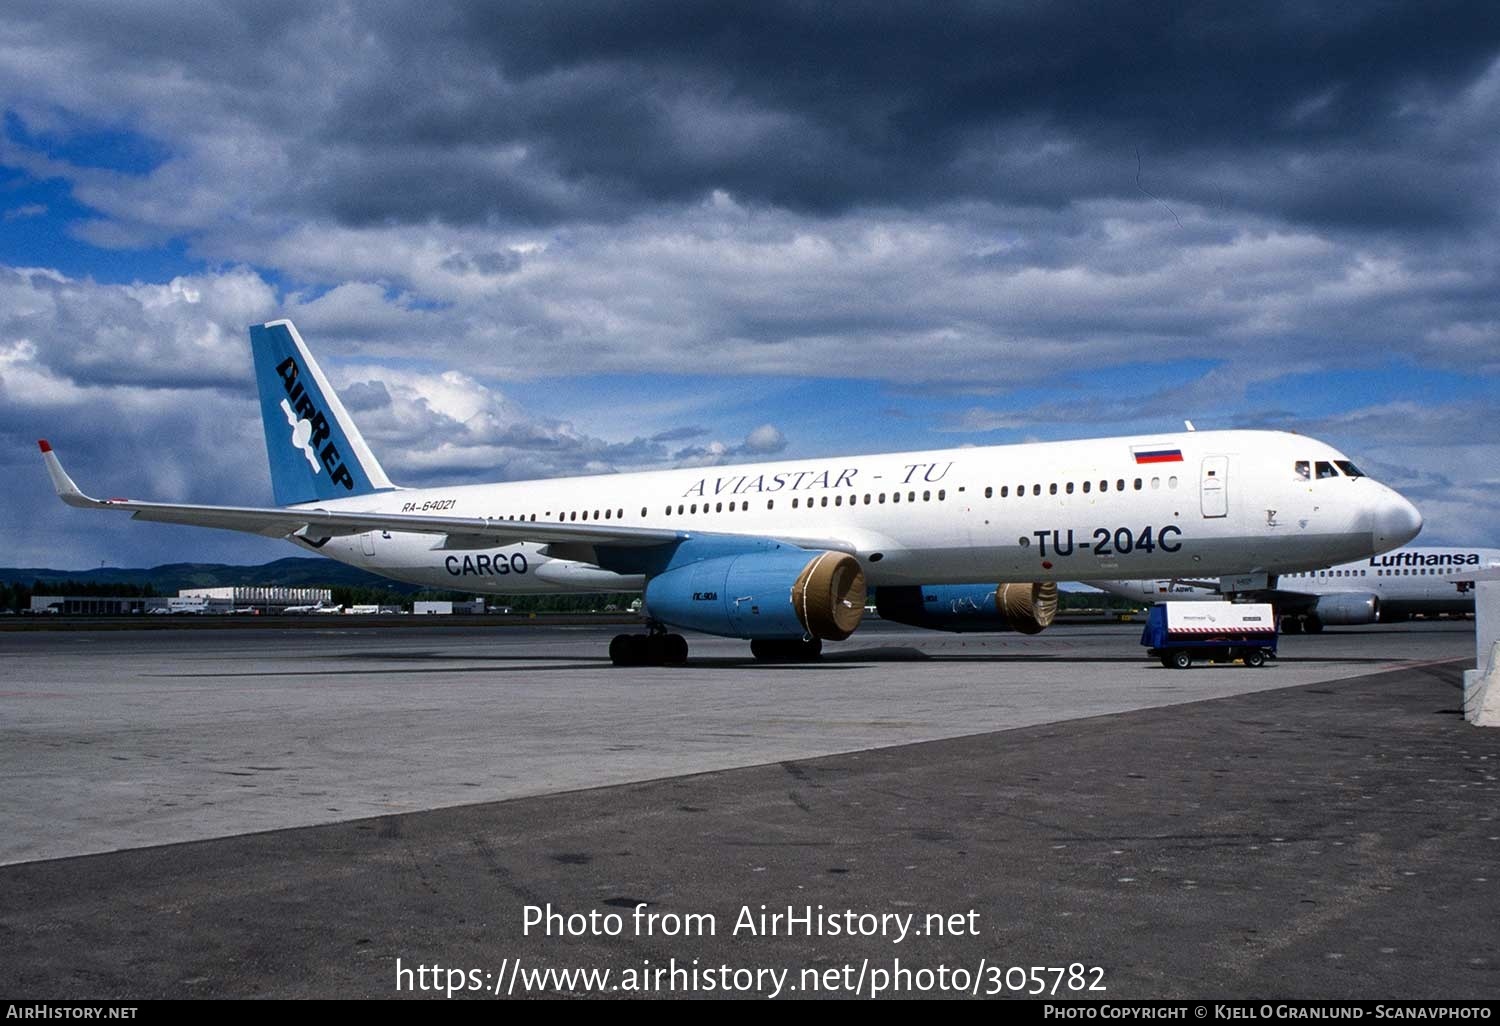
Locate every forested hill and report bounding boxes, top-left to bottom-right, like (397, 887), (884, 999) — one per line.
(0, 557), (413, 594)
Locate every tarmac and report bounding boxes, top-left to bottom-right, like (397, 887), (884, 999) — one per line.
(0, 620), (1491, 998)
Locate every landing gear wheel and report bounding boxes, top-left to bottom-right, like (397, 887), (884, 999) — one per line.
(632, 635), (655, 664)
(1303, 617), (1324, 634)
(1280, 616), (1303, 634)
(1169, 649), (1192, 670)
(1244, 649), (1266, 668)
(609, 633), (636, 666)
(661, 633), (689, 666)
(751, 637), (824, 663)
(644, 634), (666, 665)
(610, 632), (689, 666)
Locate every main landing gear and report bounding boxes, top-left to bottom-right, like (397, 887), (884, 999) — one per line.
(609, 628), (689, 667)
(607, 630), (825, 666)
(750, 637), (823, 663)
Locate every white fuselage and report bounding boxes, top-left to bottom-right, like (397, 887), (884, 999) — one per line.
(294, 429), (1421, 595)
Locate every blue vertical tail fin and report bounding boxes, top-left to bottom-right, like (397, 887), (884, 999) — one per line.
(250, 320), (395, 506)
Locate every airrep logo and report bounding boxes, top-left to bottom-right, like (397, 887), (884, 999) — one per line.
(276, 357), (355, 491)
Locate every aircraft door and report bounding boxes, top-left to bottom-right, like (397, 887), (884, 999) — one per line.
(1200, 456), (1228, 518)
(360, 532), (377, 556)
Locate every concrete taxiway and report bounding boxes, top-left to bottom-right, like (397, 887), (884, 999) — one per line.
(0, 621), (1490, 998)
(0, 620), (1471, 866)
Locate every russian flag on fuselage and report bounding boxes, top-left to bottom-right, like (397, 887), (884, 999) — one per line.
(1131, 445), (1184, 464)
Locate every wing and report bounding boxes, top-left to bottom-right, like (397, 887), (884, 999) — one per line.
(1167, 576), (1327, 608)
(39, 440), (684, 550)
(1164, 578), (1223, 592)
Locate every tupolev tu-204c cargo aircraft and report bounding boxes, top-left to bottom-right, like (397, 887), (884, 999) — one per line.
(39, 320), (1423, 665)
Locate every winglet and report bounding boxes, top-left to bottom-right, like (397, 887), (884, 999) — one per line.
(37, 440), (105, 509)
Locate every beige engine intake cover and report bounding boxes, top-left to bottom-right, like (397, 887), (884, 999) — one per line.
(995, 581), (1059, 634)
(792, 552), (867, 640)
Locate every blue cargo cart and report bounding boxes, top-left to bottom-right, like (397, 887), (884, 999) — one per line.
(1142, 602), (1278, 669)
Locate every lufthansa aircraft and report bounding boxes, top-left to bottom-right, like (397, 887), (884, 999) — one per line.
(1086, 545), (1499, 633)
(39, 320), (1423, 664)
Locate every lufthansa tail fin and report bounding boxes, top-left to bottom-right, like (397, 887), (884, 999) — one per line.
(250, 320), (395, 506)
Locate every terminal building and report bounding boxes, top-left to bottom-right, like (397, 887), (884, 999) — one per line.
(29, 595), (169, 615)
(413, 599), (487, 615)
(30, 586), (334, 615)
(178, 587), (332, 612)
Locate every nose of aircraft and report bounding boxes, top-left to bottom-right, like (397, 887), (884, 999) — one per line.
(1371, 488), (1424, 551)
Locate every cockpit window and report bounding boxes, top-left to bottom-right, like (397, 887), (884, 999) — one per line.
(1334, 460), (1364, 478)
(1294, 460), (1310, 480)
(1315, 461), (1338, 479)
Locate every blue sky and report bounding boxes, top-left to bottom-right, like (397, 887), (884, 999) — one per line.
(1, 2), (1497, 569)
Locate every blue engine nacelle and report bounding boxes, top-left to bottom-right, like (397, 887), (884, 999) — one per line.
(1311, 593), (1379, 625)
(875, 582), (1059, 634)
(644, 550), (866, 640)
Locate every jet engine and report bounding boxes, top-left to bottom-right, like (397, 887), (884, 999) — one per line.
(874, 582), (1059, 634)
(1310, 593), (1380, 626)
(643, 550), (866, 640)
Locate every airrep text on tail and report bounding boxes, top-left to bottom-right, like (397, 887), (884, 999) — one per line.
(250, 320), (395, 506)
(274, 354), (354, 489)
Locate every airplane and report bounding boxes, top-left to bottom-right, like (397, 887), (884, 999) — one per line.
(1085, 545), (1500, 632)
(38, 319), (1423, 665)
(281, 603), (343, 615)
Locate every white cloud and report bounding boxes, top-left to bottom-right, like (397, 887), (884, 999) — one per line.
(0, 265), (276, 389)
(743, 423), (785, 453)
(3, 203), (47, 221)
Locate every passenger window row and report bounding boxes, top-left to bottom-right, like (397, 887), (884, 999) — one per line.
(1286, 567), (1457, 578)
(654, 489), (952, 516)
(508, 491), (967, 522)
(661, 501), (758, 516)
(793, 490), (946, 508)
(982, 476), (1180, 498)
(551, 508), (627, 522)
(520, 473), (1190, 524)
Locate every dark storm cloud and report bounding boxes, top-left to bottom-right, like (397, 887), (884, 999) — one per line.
(293, 0), (1500, 230)
(10, 1), (1495, 233)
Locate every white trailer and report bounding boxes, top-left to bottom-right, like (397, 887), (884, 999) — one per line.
(1142, 602), (1278, 669)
